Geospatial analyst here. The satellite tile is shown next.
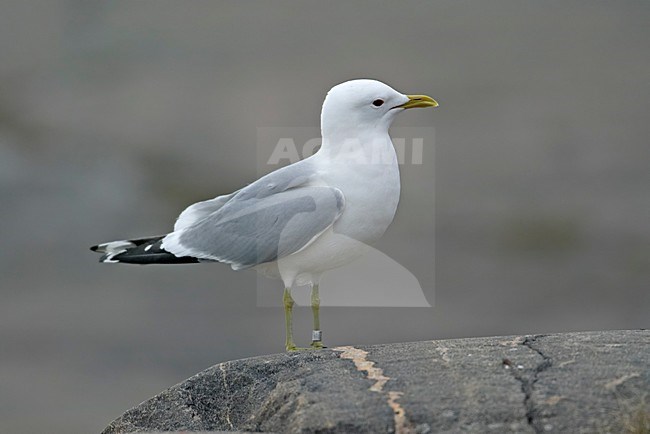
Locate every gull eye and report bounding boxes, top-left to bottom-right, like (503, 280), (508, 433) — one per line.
(372, 99), (384, 107)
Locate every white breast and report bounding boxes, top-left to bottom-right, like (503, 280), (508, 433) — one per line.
(259, 135), (401, 287)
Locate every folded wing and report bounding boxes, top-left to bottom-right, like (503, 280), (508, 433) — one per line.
(162, 185), (344, 270)
(173, 191), (239, 231)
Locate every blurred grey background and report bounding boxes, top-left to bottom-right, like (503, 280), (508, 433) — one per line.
(1, 1), (649, 432)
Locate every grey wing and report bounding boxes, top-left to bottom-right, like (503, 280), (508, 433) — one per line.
(162, 185), (345, 270)
(174, 159), (313, 231)
(173, 190), (239, 231)
(173, 157), (314, 232)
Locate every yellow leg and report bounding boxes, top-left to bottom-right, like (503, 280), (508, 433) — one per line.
(310, 283), (324, 349)
(284, 287), (297, 351)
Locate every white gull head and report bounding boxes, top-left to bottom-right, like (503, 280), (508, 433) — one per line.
(320, 79), (437, 144)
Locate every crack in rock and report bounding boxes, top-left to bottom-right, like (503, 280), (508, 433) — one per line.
(436, 346), (451, 364)
(508, 335), (553, 433)
(183, 389), (203, 424)
(335, 346), (414, 434)
(604, 372), (640, 391)
(387, 391), (410, 434)
(219, 362), (234, 430)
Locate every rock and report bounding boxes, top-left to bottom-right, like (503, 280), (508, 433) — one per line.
(103, 330), (649, 433)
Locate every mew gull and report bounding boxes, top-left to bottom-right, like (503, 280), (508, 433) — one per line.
(91, 79), (438, 350)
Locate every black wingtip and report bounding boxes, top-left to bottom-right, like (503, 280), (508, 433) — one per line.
(90, 245), (99, 252)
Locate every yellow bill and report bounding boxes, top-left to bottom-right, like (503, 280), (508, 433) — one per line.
(398, 94), (439, 109)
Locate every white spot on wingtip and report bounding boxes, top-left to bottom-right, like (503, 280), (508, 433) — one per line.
(103, 249), (126, 263)
(144, 244), (152, 251)
(96, 240), (135, 254)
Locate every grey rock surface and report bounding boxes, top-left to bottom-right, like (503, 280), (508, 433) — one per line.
(103, 330), (649, 433)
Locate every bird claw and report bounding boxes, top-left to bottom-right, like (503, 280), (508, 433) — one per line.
(310, 341), (326, 349)
(285, 342), (326, 351)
